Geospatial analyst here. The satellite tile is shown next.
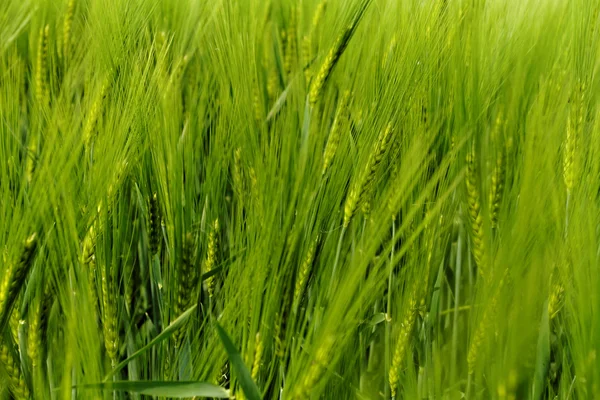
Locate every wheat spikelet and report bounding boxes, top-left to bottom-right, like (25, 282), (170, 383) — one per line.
(344, 122), (394, 228)
(24, 131), (38, 185)
(292, 335), (335, 399)
(232, 148), (244, 200)
(101, 261), (118, 366)
(303, 0), (327, 81)
(489, 147), (506, 231)
(82, 224), (100, 316)
(9, 304), (20, 346)
(309, 25), (353, 107)
(35, 25), (50, 106)
(322, 90), (351, 175)
(0, 233), (38, 330)
(173, 232), (197, 347)
(27, 280), (53, 370)
(293, 236), (319, 311)
(563, 114), (576, 192)
(0, 341), (29, 400)
(467, 292), (499, 375)
(266, 58), (279, 105)
(62, 0), (76, 62)
(284, 6), (297, 77)
(205, 219), (219, 299)
(548, 282), (564, 320)
(251, 332), (263, 380)
(148, 193), (161, 255)
(466, 144), (486, 278)
(389, 285), (418, 398)
(83, 76), (110, 149)
(308, 1), (369, 107)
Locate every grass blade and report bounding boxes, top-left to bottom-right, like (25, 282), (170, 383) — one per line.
(215, 322), (261, 400)
(104, 304), (197, 380)
(77, 380), (229, 398)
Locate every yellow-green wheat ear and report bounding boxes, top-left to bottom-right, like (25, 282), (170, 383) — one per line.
(284, 6), (297, 77)
(292, 335), (335, 400)
(548, 282), (565, 320)
(0, 340), (30, 400)
(62, 0), (76, 63)
(293, 235), (319, 311)
(35, 25), (50, 107)
(466, 144), (487, 279)
(251, 332), (263, 381)
(322, 90), (351, 176)
(173, 232), (197, 347)
(388, 285), (418, 398)
(302, 0), (327, 82)
(205, 218), (220, 299)
(24, 130), (38, 185)
(0, 233), (38, 330)
(563, 114), (576, 192)
(82, 224), (100, 318)
(148, 193), (161, 256)
(101, 261), (119, 366)
(489, 148), (506, 232)
(467, 293), (499, 376)
(309, 2), (368, 107)
(343, 122), (394, 228)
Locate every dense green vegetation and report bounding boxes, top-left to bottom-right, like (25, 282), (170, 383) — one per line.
(1, 0), (600, 398)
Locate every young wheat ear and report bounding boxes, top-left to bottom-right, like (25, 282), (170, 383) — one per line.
(173, 232), (197, 347)
(35, 25), (50, 106)
(322, 90), (351, 175)
(205, 219), (220, 299)
(466, 143), (487, 278)
(309, 2), (369, 107)
(0, 233), (38, 332)
(62, 0), (76, 62)
(0, 340), (30, 400)
(344, 122), (393, 228)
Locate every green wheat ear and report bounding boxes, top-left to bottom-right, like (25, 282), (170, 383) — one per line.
(309, 1), (370, 107)
(0, 233), (38, 331)
(466, 143), (487, 279)
(173, 232), (197, 347)
(322, 90), (351, 176)
(344, 122), (394, 228)
(205, 218), (220, 299)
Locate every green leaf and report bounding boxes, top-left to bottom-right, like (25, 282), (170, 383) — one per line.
(215, 322), (261, 400)
(78, 380), (229, 398)
(104, 304), (197, 380)
(369, 312), (387, 326)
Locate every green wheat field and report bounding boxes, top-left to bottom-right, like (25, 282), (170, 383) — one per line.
(1, 0), (599, 398)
